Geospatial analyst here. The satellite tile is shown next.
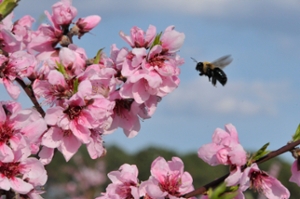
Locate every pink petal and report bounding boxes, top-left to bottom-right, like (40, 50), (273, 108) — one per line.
(86, 134), (104, 159)
(225, 167), (242, 186)
(45, 107), (64, 125)
(69, 121), (90, 144)
(146, 183), (166, 198)
(225, 123), (239, 143)
(10, 177), (33, 194)
(48, 70), (67, 86)
(289, 160), (300, 186)
(263, 175), (290, 199)
(132, 81), (150, 104)
(198, 143), (222, 166)
(3, 78), (20, 99)
(59, 133), (81, 161)
(0, 105), (7, 123)
(41, 127), (63, 148)
(21, 158), (47, 186)
(0, 144), (14, 162)
(38, 146), (54, 165)
(145, 25), (156, 44)
(0, 175), (10, 191)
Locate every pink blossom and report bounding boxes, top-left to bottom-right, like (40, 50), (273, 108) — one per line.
(49, 0), (77, 26)
(109, 44), (129, 71)
(140, 157), (194, 199)
(0, 13), (23, 52)
(12, 15), (35, 46)
(41, 126), (81, 162)
(32, 70), (72, 105)
(79, 64), (117, 98)
(0, 51), (37, 98)
(120, 25), (156, 48)
(97, 164), (140, 199)
(120, 69), (162, 104)
(239, 163), (290, 199)
(0, 101), (47, 162)
(75, 15), (101, 38)
(289, 160), (300, 186)
(198, 123), (247, 166)
(142, 45), (183, 97)
(0, 29), (22, 52)
(121, 47), (146, 77)
(0, 149), (47, 195)
(45, 81), (115, 143)
(107, 91), (140, 138)
(28, 24), (62, 53)
(59, 47), (85, 77)
(10, 107), (47, 153)
(161, 25), (185, 53)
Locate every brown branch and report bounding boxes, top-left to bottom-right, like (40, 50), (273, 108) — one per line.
(182, 139), (300, 198)
(15, 78), (45, 117)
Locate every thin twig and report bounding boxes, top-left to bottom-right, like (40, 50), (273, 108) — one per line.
(15, 78), (45, 117)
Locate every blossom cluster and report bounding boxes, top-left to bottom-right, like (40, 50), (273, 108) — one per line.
(0, 0), (185, 197)
(0, 101), (47, 197)
(198, 124), (291, 199)
(96, 156), (195, 199)
(1, 0), (300, 198)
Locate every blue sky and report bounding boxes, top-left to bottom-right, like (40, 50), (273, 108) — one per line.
(7, 0), (300, 162)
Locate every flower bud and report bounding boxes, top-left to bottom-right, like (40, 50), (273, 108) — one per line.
(76, 15), (101, 38)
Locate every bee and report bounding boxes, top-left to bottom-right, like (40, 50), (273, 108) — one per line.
(191, 55), (233, 86)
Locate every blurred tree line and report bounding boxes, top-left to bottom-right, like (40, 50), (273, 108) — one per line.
(43, 145), (300, 199)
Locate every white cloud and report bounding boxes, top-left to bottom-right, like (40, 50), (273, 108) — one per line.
(164, 78), (294, 117)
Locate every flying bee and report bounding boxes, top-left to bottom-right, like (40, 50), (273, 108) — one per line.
(191, 55), (233, 86)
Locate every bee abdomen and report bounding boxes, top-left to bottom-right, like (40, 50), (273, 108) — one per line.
(213, 68), (227, 86)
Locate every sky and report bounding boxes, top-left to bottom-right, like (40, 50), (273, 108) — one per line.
(5, 0), (300, 162)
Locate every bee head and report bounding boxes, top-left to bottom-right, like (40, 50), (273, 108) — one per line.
(195, 62), (204, 72)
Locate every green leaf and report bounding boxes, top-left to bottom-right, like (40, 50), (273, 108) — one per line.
(73, 78), (78, 93)
(207, 183), (238, 199)
(56, 61), (67, 76)
(93, 48), (104, 64)
(0, 0), (18, 21)
(149, 32), (162, 50)
(248, 142), (270, 164)
(292, 124), (300, 141)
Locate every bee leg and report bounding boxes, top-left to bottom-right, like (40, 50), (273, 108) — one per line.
(212, 76), (217, 86)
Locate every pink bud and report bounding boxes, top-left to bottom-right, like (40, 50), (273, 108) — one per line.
(51, 0), (77, 26)
(76, 15), (101, 37)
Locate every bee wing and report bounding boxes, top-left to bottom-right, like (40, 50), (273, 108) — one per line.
(211, 55), (233, 69)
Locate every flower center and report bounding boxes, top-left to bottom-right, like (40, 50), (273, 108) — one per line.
(0, 162), (21, 179)
(64, 105), (82, 120)
(159, 173), (181, 196)
(115, 181), (137, 198)
(148, 55), (167, 68)
(0, 121), (14, 144)
(113, 99), (134, 116)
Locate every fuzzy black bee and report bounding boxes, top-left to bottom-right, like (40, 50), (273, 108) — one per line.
(191, 55), (233, 86)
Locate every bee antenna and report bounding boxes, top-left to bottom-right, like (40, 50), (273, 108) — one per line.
(190, 57), (198, 63)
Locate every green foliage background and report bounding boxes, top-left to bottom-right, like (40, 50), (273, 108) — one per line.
(44, 145), (300, 199)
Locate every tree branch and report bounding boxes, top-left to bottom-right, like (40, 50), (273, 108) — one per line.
(182, 139), (300, 198)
